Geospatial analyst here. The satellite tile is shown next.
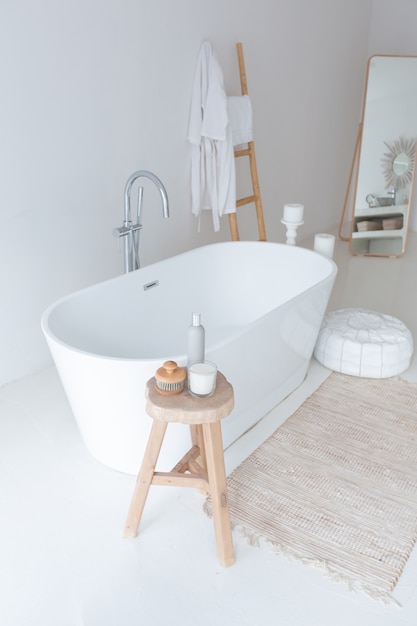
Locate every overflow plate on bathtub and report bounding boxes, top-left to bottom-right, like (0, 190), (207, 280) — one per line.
(143, 280), (159, 291)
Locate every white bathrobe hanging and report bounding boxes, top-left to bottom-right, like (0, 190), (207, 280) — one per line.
(187, 41), (236, 232)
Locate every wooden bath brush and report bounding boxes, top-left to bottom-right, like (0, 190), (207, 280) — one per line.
(154, 361), (186, 396)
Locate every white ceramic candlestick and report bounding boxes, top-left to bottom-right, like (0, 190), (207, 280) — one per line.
(281, 219), (304, 245)
(314, 233), (336, 258)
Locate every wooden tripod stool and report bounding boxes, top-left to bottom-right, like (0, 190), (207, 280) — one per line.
(123, 371), (235, 567)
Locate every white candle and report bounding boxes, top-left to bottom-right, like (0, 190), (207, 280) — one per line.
(314, 233), (335, 258)
(283, 203), (304, 223)
(188, 362), (217, 397)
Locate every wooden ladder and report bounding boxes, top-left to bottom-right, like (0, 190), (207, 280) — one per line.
(229, 42), (267, 242)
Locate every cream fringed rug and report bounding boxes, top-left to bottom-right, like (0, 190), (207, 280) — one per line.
(205, 372), (417, 604)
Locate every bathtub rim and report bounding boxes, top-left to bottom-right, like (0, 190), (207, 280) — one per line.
(41, 241), (338, 362)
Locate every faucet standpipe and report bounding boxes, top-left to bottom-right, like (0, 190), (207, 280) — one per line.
(388, 188), (396, 205)
(113, 170), (169, 273)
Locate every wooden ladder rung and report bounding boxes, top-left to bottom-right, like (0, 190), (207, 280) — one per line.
(234, 148), (251, 158)
(237, 195), (256, 208)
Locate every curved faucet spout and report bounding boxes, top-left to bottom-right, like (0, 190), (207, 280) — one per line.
(123, 170), (169, 225)
(115, 170), (169, 273)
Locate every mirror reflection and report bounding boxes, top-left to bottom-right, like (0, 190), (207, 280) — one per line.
(393, 153), (410, 176)
(350, 55), (417, 257)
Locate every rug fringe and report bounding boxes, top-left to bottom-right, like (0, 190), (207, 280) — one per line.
(203, 500), (401, 606)
(243, 524), (401, 606)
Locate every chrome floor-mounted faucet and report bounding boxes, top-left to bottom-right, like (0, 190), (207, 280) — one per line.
(113, 170), (169, 273)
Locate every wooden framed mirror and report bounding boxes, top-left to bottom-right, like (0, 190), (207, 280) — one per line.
(340, 55), (417, 257)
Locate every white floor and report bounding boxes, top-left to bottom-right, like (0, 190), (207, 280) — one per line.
(2, 232), (417, 626)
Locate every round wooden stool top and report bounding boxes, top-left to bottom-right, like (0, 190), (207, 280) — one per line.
(145, 371), (234, 425)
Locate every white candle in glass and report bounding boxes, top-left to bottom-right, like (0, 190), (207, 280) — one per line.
(188, 362), (217, 397)
(283, 203), (304, 223)
(314, 233), (335, 258)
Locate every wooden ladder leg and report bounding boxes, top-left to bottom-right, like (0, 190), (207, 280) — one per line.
(123, 420), (168, 538)
(248, 141), (266, 241)
(230, 42), (267, 243)
(228, 213), (240, 241)
(202, 422), (235, 567)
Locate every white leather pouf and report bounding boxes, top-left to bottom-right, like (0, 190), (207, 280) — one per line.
(314, 308), (413, 378)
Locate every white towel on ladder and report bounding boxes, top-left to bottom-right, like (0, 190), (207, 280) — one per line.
(187, 41), (236, 232)
(227, 95), (253, 146)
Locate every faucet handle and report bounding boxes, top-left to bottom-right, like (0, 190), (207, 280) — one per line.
(113, 224), (141, 238)
(113, 226), (129, 238)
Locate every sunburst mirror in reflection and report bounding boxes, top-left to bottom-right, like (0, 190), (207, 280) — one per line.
(381, 135), (417, 190)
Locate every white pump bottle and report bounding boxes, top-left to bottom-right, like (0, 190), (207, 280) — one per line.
(187, 312), (205, 366)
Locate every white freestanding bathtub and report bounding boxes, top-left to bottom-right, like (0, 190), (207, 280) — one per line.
(41, 241), (337, 474)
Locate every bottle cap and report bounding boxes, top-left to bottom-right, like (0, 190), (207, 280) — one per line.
(192, 312), (201, 326)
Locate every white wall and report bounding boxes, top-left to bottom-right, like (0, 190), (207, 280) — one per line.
(0, 0), (373, 387)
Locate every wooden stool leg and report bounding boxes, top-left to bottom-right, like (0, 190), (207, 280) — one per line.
(202, 422), (235, 567)
(189, 424), (209, 495)
(190, 424), (207, 471)
(124, 420), (167, 539)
